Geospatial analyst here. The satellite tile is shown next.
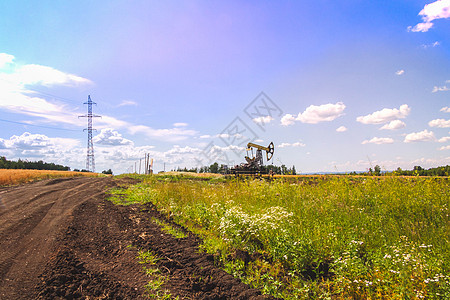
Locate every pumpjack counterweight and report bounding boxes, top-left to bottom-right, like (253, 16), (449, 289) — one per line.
(79, 95), (101, 172)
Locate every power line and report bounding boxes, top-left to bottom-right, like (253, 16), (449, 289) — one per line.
(0, 118), (80, 132)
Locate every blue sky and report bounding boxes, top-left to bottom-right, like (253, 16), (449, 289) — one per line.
(0, 0), (449, 174)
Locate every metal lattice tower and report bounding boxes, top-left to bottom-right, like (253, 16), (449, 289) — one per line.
(79, 95), (101, 172)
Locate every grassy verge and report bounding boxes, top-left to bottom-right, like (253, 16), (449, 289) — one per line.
(111, 175), (450, 299)
(135, 248), (177, 299)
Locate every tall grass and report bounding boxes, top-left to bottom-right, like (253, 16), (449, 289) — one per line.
(0, 169), (100, 186)
(111, 175), (449, 299)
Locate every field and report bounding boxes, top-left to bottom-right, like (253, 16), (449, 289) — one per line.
(0, 169), (101, 186)
(111, 174), (450, 299)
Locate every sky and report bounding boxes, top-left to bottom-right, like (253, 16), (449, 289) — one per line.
(0, 0), (449, 174)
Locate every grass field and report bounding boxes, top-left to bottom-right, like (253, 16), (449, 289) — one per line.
(0, 169), (101, 186)
(111, 174), (449, 299)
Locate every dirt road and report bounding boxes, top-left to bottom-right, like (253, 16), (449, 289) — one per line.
(0, 177), (274, 299)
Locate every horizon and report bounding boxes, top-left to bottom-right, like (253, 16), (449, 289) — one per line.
(1, 1), (449, 174)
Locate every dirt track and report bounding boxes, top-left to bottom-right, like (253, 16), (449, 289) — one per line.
(0, 177), (274, 299)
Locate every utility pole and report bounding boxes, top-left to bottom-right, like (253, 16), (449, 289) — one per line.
(79, 95), (101, 172)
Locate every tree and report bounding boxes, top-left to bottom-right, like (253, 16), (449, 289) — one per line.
(292, 165), (297, 175)
(209, 162), (219, 173)
(102, 169), (113, 175)
(374, 165), (381, 176)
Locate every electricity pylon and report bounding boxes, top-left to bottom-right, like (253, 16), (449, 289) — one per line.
(79, 95), (101, 172)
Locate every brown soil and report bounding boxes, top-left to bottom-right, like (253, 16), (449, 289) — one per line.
(0, 177), (276, 299)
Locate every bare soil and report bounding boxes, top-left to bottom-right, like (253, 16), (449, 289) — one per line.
(0, 177), (275, 299)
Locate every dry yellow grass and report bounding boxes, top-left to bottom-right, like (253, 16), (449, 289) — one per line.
(0, 169), (100, 186)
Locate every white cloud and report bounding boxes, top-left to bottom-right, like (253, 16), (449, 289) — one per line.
(0, 52), (92, 126)
(93, 128), (134, 146)
(396, 70), (405, 75)
(356, 104), (410, 125)
(404, 129), (436, 143)
(13, 64), (93, 87)
(409, 22), (434, 32)
(380, 120), (406, 130)
(297, 102), (346, 124)
(117, 100), (138, 107)
(128, 124), (197, 142)
(0, 132), (81, 163)
(7, 132), (53, 149)
(429, 119), (450, 128)
(408, 0), (450, 32)
(432, 85), (450, 92)
(438, 136), (450, 142)
(252, 115), (273, 125)
(0, 53), (14, 68)
(441, 106), (450, 113)
(361, 137), (394, 145)
(421, 41), (440, 48)
(280, 114), (296, 126)
(336, 126), (347, 132)
(278, 142), (306, 148)
(173, 122), (188, 127)
(281, 102), (346, 126)
(439, 145), (450, 150)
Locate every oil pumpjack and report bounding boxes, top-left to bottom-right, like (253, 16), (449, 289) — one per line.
(231, 142), (274, 175)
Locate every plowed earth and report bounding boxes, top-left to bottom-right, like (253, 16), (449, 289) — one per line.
(0, 177), (275, 299)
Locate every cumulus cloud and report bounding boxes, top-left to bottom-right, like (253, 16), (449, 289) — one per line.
(0, 132), (81, 162)
(336, 126), (347, 132)
(281, 102), (345, 126)
(280, 114), (296, 126)
(356, 104), (410, 125)
(404, 130), (436, 143)
(380, 120), (406, 130)
(93, 128), (134, 146)
(438, 136), (450, 142)
(396, 70), (405, 75)
(439, 145), (450, 150)
(297, 102), (346, 124)
(408, 0), (450, 32)
(277, 142), (305, 148)
(441, 106), (450, 113)
(252, 115), (273, 125)
(173, 122), (188, 127)
(429, 119), (450, 128)
(361, 137), (394, 145)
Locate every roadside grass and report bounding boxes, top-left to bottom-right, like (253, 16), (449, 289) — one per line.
(151, 217), (187, 239)
(111, 175), (450, 299)
(0, 169), (101, 186)
(137, 249), (178, 299)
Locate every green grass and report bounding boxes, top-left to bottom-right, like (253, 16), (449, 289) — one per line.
(151, 217), (187, 239)
(136, 249), (178, 299)
(112, 175), (449, 299)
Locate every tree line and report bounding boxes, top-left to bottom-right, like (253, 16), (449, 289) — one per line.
(350, 165), (450, 176)
(174, 162), (297, 175)
(175, 162), (449, 177)
(0, 156), (70, 171)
